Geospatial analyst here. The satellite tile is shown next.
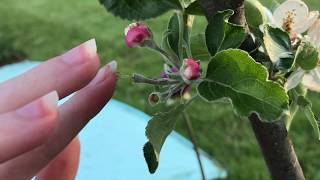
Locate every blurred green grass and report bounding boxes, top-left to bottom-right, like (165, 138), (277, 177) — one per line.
(0, 0), (320, 179)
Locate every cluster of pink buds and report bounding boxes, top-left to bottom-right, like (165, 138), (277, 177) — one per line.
(125, 22), (201, 105)
(181, 58), (201, 83)
(125, 22), (152, 48)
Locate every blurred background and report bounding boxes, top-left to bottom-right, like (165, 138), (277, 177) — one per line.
(0, 0), (320, 179)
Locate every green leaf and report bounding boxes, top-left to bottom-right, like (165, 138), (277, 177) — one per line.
(205, 10), (246, 56)
(245, 0), (265, 28)
(198, 49), (289, 122)
(298, 96), (320, 140)
(99, 0), (181, 20)
(304, 107), (320, 140)
(263, 25), (294, 70)
(286, 87), (307, 130)
(297, 95), (311, 107)
(258, 0), (279, 10)
(180, 0), (196, 8)
(295, 39), (319, 71)
(190, 34), (211, 60)
(185, 1), (203, 16)
(161, 30), (180, 66)
(168, 13), (180, 57)
(143, 105), (185, 173)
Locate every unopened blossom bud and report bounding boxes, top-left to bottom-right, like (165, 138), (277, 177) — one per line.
(125, 22), (151, 48)
(160, 66), (179, 78)
(160, 71), (168, 78)
(148, 92), (160, 106)
(181, 58), (201, 82)
(171, 67), (178, 73)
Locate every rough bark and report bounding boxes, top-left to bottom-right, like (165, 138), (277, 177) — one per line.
(198, 0), (305, 179)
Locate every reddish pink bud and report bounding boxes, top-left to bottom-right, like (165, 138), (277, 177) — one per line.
(181, 58), (201, 81)
(171, 67), (178, 73)
(125, 22), (151, 48)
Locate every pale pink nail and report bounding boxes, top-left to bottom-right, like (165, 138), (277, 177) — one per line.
(89, 60), (117, 85)
(61, 39), (97, 65)
(16, 91), (59, 118)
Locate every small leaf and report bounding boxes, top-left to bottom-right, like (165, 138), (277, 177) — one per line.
(161, 30), (180, 65)
(285, 68), (305, 91)
(168, 13), (180, 57)
(143, 142), (158, 173)
(190, 34), (211, 60)
(198, 49), (289, 122)
(180, 0), (196, 8)
(205, 10), (246, 56)
(295, 39), (319, 70)
(99, 0), (181, 20)
(263, 25), (295, 70)
(259, 0), (280, 10)
(143, 105), (185, 173)
(245, 0), (265, 28)
(298, 96), (320, 140)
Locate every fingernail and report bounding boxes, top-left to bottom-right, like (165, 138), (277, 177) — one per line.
(107, 60), (117, 73)
(16, 91), (59, 118)
(89, 60), (117, 85)
(61, 39), (97, 65)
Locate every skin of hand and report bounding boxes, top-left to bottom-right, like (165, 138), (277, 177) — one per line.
(0, 39), (118, 180)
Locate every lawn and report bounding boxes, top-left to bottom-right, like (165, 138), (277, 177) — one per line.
(0, 0), (320, 179)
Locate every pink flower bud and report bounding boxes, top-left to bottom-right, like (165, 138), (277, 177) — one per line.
(125, 22), (151, 48)
(171, 67), (178, 73)
(181, 58), (201, 81)
(160, 71), (168, 78)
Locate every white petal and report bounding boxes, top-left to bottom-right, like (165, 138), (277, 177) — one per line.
(308, 19), (320, 48)
(302, 67), (320, 92)
(294, 11), (319, 34)
(273, 0), (309, 33)
(285, 68), (305, 91)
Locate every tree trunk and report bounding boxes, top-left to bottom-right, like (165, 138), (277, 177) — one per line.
(197, 0), (306, 179)
(250, 114), (305, 180)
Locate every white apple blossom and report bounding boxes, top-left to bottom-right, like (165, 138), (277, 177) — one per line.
(285, 19), (320, 92)
(273, 0), (319, 34)
(301, 19), (320, 92)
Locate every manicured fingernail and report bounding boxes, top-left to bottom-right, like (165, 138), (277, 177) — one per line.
(107, 60), (117, 73)
(89, 60), (117, 85)
(61, 39), (97, 65)
(16, 91), (59, 118)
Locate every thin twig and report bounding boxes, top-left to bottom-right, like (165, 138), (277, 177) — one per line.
(183, 111), (206, 180)
(132, 74), (180, 85)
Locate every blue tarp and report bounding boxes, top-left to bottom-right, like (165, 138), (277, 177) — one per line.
(0, 61), (227, 180)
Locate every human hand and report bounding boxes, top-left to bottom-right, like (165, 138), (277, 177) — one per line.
(0, 39), (117, 180)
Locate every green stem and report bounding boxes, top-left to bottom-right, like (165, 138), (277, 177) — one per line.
(182, 112), (206, 180)
(177, 11), (185, 60)
(184, 14), (194, 58)
(132, 74), (180, 85)
(154, 45), (180, 68)
(286, 89), (299, 130)
(286, 102), (299, 131)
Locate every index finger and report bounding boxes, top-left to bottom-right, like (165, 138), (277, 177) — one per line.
(0, 39), (100, 114)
